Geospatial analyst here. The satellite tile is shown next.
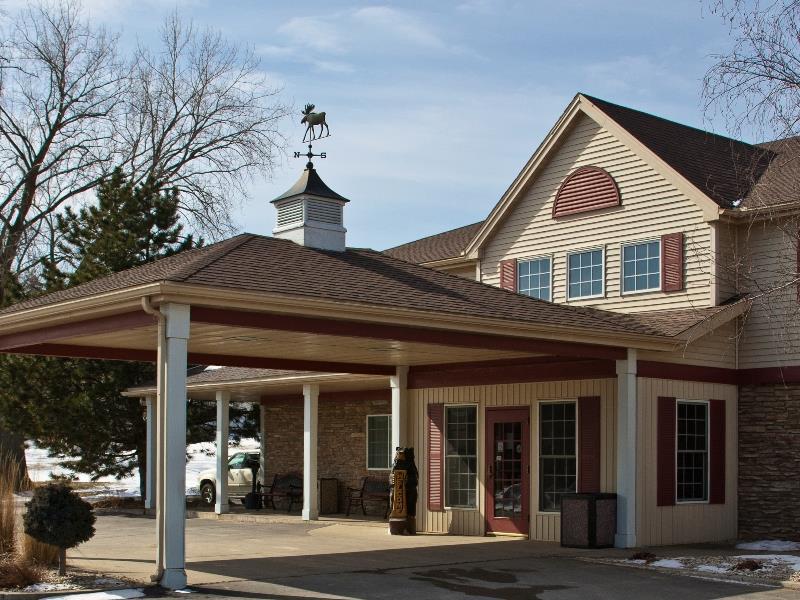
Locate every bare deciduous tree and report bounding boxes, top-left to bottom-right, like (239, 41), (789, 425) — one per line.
(0, 0), (123, 303)
(704, 0), (800, 140)
(702, 0), (800, 361)
(121, 13), (289, 237)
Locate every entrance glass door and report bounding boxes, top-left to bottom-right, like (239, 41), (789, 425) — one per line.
(485, 407), (529, 535)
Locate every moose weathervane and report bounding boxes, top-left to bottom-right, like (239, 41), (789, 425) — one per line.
(301, 103), (330, 142)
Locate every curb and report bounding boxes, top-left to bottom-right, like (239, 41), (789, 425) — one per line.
(582, 556), (800, 590)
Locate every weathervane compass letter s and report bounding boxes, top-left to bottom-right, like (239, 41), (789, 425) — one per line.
(294, 102), (331, 168)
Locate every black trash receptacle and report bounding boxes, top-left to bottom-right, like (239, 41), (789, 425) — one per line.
(560, 493), (616, 548)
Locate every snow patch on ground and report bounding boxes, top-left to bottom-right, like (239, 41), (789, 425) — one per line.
(49, 590), (145, 600)
(651, 559), (685, 569)
(23, 582), (74, 592)
(736, 540), (800, 552)
(737, 554), (800, 571)
(695, 564), (729, 574)
(25, 438), (260, 497)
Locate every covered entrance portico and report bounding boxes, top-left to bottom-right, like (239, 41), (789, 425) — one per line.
(0, 234), (681, 589)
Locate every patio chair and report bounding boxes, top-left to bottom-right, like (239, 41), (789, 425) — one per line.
(346, 476), (390, 519)
(262, 472), (303, 513)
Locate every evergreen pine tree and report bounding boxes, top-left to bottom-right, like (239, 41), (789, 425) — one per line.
(0, 170), (256, 498)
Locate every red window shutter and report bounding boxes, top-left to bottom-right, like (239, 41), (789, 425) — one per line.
(499, 259), (517, 292)
(661, 233), (684, 292)
(709, 399), (726, 504)
(427, 404), (445, 511)
(578, 396), (602, 493)
(657, 397), (677, 506)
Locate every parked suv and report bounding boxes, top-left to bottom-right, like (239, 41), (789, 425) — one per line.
(198, 451), (261, 507)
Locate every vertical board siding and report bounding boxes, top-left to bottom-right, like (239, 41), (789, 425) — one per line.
(637, 378), (738, 546)
(481, 113), (713, 312)
(737, 217), (800, 368)
(411, 379), (617, 541)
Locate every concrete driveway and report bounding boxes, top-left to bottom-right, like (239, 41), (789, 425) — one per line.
(68, 515), (798, 599)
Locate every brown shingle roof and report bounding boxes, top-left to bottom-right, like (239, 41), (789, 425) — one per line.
(186, 367), (314, 384)
(584, 94), (773, 208)
(383, 221), (483, 264)
(2, 232), (671, 338)
(740, 136), (800, 209)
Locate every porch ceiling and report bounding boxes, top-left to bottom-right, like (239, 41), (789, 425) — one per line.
(55, 322), (539, 367)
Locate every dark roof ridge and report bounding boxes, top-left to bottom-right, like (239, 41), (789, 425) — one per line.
(581, 93), (757, 150)
(382, 221), (484, 254)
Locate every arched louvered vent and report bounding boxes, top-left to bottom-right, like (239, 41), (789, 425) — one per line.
(306, 198), (342, 225)
(552, 166), (620, 218)
(276, 198), (304, 227)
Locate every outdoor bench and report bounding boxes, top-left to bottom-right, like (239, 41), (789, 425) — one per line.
(262, 472), (303, 513)
(346, 476), (390, 518)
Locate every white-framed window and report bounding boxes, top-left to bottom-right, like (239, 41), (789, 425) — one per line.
(366, 414), (392, 470)
(622, 240), (661, 293)
(539, 401), (577, 512)
(676, 401), (709, 503)
(445, 405), (478, 509)
(567, 248), (604, 299)
(518, 256), (552, 301)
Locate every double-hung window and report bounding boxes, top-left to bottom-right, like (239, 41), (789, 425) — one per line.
(677, 401), (709, 502)
(518, 257), (551, 301)
(445, 405), (477, 508)
(539, 402), (577, 511)
(622, 240), (660, 293)
(568, 249), (604, 299)
(367, 415), (392, 470)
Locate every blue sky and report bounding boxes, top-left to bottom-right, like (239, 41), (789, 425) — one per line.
(79, 0), (738, 249)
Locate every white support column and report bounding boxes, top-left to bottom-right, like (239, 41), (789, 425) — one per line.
(215, 391), (230, 515)
(153, 318), (166, 582)
(159, 303), (190, 590)
(615, 348), (638, 549)
(259, 401), (267, 487)
(390, 366), (409, 452)
(302, 384), (319, 521)
(144, 396), (155, 510)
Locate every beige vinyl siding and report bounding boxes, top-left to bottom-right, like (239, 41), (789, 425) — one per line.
(481, 113), (713, 312)
(737, 218), (800, 368)
(636, 378), (738, 546)
(410, 379), (617, 541)
(639, 321), (738, 369)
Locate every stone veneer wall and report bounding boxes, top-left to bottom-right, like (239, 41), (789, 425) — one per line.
(739, 384), (800, 540)
(261, 391), (391, 513)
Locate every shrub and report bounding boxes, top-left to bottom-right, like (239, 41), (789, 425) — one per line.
(0, 554), (43, 589)
(19, 534), (59, 567)
(23, 484), (95, 575)
(0, 452), (23, 555)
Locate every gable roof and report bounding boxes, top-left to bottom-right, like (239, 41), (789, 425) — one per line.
(2, 232), (683, 341)
(583, 95), (772, 209)
(740, 135), (800, 210)
(464, 93), (785, 255)
(383, 221), (483, 264)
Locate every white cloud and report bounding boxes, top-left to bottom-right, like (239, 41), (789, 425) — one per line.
(456, 0), (503, 14)
(277, 16), (346, 53)
(352, 6), (446, 49)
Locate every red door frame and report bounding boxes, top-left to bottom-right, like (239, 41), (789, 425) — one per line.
(485, 406), (530, 535)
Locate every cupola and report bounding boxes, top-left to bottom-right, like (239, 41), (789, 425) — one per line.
(271, 164), (349, 252)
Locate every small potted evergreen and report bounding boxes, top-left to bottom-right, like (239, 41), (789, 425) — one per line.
(23, 483), (96, 575)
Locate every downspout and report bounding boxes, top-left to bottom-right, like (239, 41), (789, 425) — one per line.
(142, 296), (166, 581)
